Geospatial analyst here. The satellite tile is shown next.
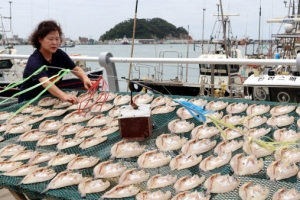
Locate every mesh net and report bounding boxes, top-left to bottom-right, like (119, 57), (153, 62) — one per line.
(0, 91), (299, 200)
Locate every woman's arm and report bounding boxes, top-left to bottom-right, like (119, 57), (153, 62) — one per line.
(39, 77), (78, 103)
(71, 66), (94, 89)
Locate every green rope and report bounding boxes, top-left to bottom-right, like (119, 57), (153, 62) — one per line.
(7, 69), (70, 119)
(0, 65), (48, 93)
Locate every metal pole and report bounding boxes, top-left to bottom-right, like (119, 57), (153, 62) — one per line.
(258, 4), (262, 55)
(201, 8), (206, 54)
(126, 0), (139, 91)
(185, 25), (190, 82)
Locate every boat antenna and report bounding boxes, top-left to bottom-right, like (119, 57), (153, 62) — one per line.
(257, 1), (262, 56)
(1, 1), (12, 32)
(127, 0), (139, 92)
(201, 5), (206, 54)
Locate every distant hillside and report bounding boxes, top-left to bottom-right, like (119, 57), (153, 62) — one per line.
(99, 18), (189, 41)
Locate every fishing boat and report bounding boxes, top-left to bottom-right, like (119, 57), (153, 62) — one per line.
(121, 35), (130, 45)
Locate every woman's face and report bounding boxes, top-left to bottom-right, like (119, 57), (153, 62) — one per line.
(39, 30), (61, 54)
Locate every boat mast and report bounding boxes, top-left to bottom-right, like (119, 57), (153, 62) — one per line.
(201, 6), (206, 54)
(0, 1), (13, 45)
(258, 2), (262, 56)
(127, 0), (139, 91)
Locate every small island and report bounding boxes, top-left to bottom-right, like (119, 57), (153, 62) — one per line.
(99, 18), (191, 44)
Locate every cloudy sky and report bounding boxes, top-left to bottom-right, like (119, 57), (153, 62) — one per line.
(0, 0), (290, 41)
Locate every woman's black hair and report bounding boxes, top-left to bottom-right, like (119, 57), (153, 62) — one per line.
(29, 20), (63, 49)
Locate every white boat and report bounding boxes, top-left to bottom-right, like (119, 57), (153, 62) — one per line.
(121, 35), (130, 45)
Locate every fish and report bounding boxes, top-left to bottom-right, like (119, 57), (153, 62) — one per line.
(38, 97), (59, 107)
(267, 160), (299, 181)
(2, 164), (39, 176)
(5, 114), (29, 124)
(274, 147), (300, 163)
(273, 128), (300, 142)
(214, 140), (243, 155)
(119, 168), (150, 185)
(205, 111), (224, 123)
(38, 120), (64, 132)
(246, 104), (270, 116)
(21, 116), (44, 125)
(52, 100), (73, 109)
(9, 150), (36, 161)
(0, 111), (14, 120)
(205, 101), (228, 111)
(199, 152), (231, 171)
(31, 107), (50, 115)
(106, 118), (119, 127)
(230, 153), (264, 175)
(170, 154), (202, 170)
(62, 110), (94, 123)
(113, 94), (131, 106)
(174, 175), (205, 192)
(239, 182), (269, 200)
(36, 134), (63, 147)
(147, 174), (177, 189)
(18, 129), (46, 142)
(108, 106), (121, 117)
(188, 98), (208, 107)
(150, 96), (171, 108)
(74, 127), (100, 138)
(0, 136), (3, 142)
(19, 167), (57, 184)
(86, 115), (113, 127)
(93, 160), (127, 178)
(20, 105), (38, 114)
(78, 177), (110, 197)
(137, 150), (171, 168)
(111, 140), (145, 158)
(221, 127), (245, 140)
(42, 171), (83, 193)
(296, 106), (300, 116)
(167, 98), (188, 107)
(79, 136), (107, 149)
(243, 116), (267, 129)
(90, 103), (114, 113)
(0, 144), (26, 157)
(28, 152), (58, 165)
(133, 93), (154, 104)
(176, 107), (194, 120)
(151, 105), (176, 114)
(65, 90), (78, 96)
(94, 126), (119, 137)
(270, 105), (296, 116)
(67, 100), (94, 111)
(221, 114), (244, 126)
(244, 128), (271, 138)
(156, 133), (187, 151)
(67, 156), (99, 170)
(102, 184), (140, 199)
(226, 103), (248, 114)
(168, 119), (194, 133)
(0, 124), (9, 132)
(191, 124), (220, 139)
(136, 190), (171, 200)
(181, 138), (217, 155)
(94, 92), (118, 102)
(243, 138), (274, 158)
(272, 188), (300, 200)
(0, 157), (5, 162)
(4, 124), (32, 134)
(171, 191), (210, 200)
(42, 109), (67, 118)
(267, 115), (294, 127)
(56, 137), (85, 150)
(204, 173), (240, 193)
(0, 161), (23, 171)
(57, 124), (84, 136)
(77, 92), (92, 102)
(48, 154), (78, 166)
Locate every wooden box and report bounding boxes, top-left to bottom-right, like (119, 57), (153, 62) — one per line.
(118, 104), (152, 141)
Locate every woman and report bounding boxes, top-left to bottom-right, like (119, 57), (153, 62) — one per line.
(18, 20), (93, 103)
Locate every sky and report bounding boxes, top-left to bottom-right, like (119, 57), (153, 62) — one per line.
(0, 0), (290, 41)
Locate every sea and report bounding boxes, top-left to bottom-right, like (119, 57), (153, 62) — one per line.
(14, 43), (261, 92)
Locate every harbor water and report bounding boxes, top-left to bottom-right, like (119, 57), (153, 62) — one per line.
(13, 43), (261, 92)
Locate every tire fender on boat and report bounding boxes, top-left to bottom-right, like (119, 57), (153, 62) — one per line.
(129, 79), (143, 92)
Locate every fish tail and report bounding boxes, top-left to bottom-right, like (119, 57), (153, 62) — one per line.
(41, 187), (49, 194)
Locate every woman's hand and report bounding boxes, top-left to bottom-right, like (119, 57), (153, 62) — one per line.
(83, 78), (95, 90)
(61, 94), (78, 104)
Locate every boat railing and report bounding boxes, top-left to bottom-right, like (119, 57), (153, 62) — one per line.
(158, 50), (184, 81)
(132, 64), (157, 80)
(1, 52), (300, 94)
